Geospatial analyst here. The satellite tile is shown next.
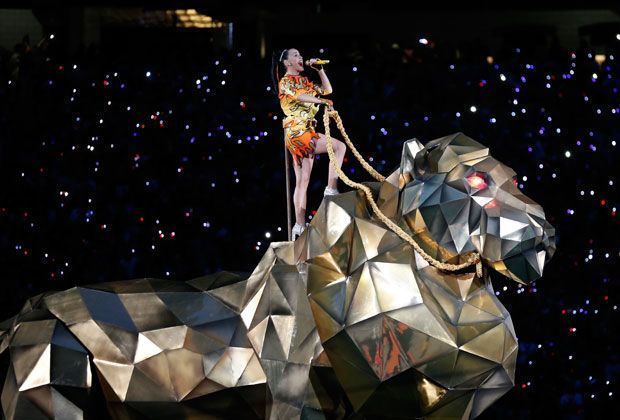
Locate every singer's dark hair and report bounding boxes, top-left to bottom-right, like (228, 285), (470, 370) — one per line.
(271, 48), (292, 97)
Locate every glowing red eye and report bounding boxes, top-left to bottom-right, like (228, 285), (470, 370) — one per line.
(513, 178), (518, 186)
(467, 173), (487, 189)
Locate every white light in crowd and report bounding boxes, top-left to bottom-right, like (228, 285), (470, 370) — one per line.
(419, 38), (428, 45)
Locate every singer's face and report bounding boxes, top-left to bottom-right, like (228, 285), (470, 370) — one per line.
(285, 49), (304, 72)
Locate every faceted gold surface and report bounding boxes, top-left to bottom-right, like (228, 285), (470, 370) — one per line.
(1, 244), (313, 419)
(1, 132), (555, 419)
(404, 133), (555, 284)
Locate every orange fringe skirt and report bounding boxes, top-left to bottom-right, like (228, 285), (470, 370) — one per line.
(283, 118), (320, 167)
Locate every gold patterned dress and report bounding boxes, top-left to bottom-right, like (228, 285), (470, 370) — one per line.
(278, 74), (327, 166)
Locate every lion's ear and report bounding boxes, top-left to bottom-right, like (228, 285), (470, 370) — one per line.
(413, 149), (429, 178)
(418, 133), (491, 175)
(400, 138), (425, 179)
(413, 146), (434, 178)
(413, 137), (447, 177)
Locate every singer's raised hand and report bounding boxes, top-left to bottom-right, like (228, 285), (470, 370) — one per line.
(305, 58), (321, 71)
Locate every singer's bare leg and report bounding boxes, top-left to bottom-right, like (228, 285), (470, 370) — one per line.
(314, 133), (347, 189)
(292, 155), (315, 225)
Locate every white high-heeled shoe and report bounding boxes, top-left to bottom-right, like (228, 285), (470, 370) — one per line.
(324, 186), (339, 196)
(291, 223), (307, 241)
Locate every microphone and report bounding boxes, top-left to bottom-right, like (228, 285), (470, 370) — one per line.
(305, 59), (330, 66)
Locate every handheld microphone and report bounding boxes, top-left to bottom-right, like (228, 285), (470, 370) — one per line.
(305, 59), (330, 66)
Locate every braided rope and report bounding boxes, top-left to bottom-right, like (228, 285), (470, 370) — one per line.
(322, 108), (483, 278)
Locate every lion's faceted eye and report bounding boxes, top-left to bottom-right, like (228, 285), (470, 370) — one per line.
(467, 172), (488, 189)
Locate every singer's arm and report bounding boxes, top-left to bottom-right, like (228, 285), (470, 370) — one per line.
(317, 68), (332, 95)
(295, 94), (327, 105)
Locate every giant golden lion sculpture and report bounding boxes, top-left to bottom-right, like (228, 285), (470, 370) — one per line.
(0, 133), (555, 419)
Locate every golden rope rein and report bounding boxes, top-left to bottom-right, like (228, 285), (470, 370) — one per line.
(321, 108), (483, 278)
